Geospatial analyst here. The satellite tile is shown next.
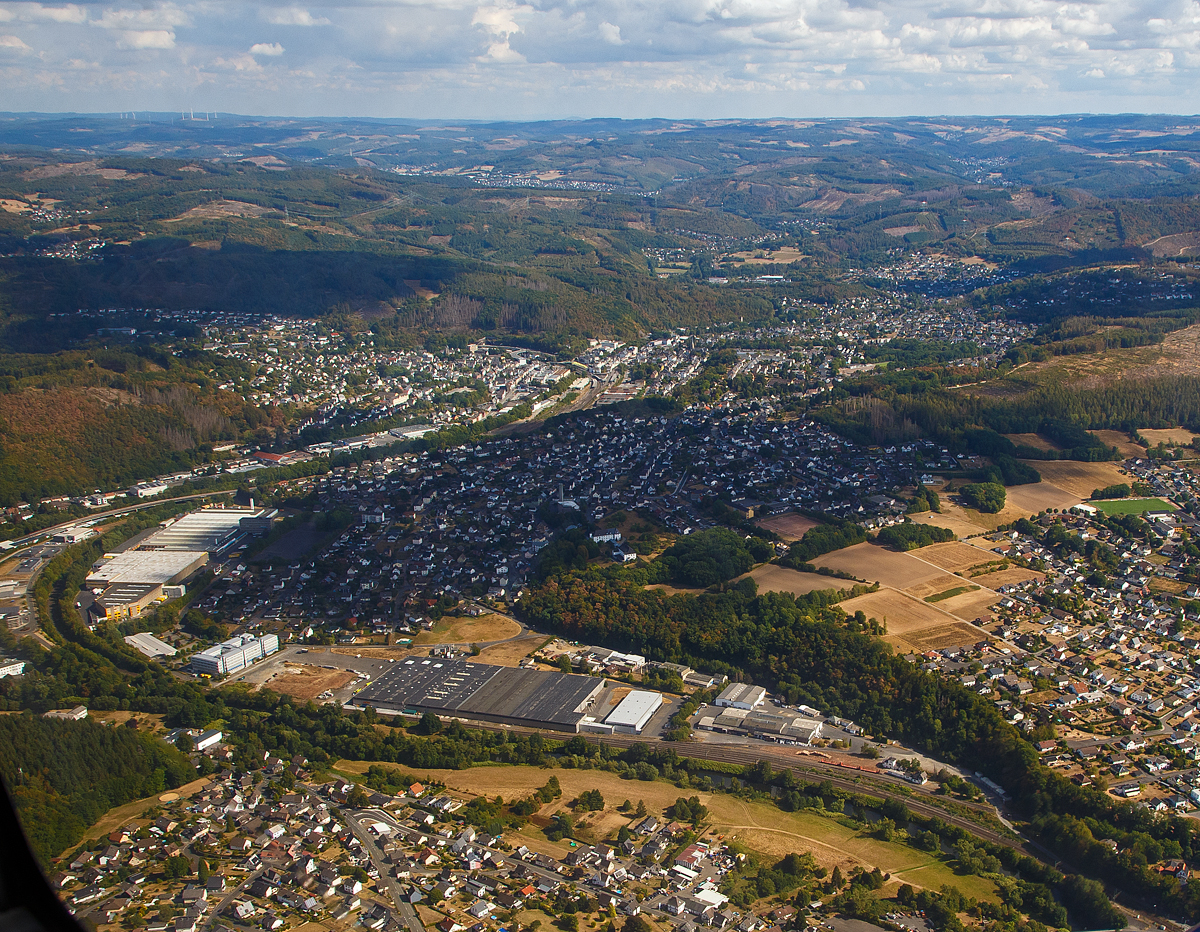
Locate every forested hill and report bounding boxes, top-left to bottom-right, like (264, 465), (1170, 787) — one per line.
(1, 113), (1199, 346)
(0, 714), (195, 863)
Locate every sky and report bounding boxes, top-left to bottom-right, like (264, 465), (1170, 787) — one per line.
(0, 0), (1198, 119)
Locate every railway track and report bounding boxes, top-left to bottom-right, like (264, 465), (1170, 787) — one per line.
(430, 715), (1019, 847)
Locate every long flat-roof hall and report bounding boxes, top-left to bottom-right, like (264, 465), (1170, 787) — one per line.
(355, 657), (605, 732)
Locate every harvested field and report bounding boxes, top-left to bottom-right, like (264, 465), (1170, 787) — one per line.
(265, 663), (355, 699)
(1090, 430), (1144, 458)
(812, 542), (943, 588)
(475, 634), (545, 667)
(743, 564), (853, 595)
(888, 622), (986, 652)
(914, 541), (1001, 573)
(1021, 460), (1129, 498)
(413, 614), (521, 645)
(333, 760), (995, 898)
(1140, 428), (1199, 447)
(839, 588), (953, 633)
(903, 573), (971, 600)
(1005, 481), (1079, 514)
(971, 566), (1045, 588)
(935, 588), (999, 622)
(1003, 433), (1063, 453)
(906, 510), (985, 539)
(754, 513), (820, 540)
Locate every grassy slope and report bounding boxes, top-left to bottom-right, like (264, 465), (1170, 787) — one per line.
(334, 760), (997, 902)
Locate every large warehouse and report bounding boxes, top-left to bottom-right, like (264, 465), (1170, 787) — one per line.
(86, 550), (208, 589)
(355, 657), (605, 732)
(138, 506), (275, 552)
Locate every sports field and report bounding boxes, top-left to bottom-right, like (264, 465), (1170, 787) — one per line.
(1092, 498), (1177, 515)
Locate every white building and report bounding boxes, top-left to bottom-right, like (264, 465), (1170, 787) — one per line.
(52, 527), (96, 544)
(0, 659), (26, 678)
(604, 690), (663, 734)
(124, 632), (178, 659)
(191, 633), (280, 675)
(715, 683), (766, 710)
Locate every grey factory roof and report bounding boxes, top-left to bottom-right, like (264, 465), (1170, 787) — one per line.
(357, 657), (604, 730)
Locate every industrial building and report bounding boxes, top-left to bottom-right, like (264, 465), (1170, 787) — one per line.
(124, 632), (178, 659)
(86, 550), (207, 589)
(92, 583), (164, 622)
(603, 690), (663, 734)
(355, 657), (605, 732)
(696, 707), (822, 744)
(714, 683), (766, 711)
(137, 506), (275, 552)
(191, 633), (280, 675)
(52, 527), (95, 544)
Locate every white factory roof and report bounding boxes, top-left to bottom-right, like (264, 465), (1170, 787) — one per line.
(715, 682), (766, 707)
(87, 550), (206, 587)
(138, 507), (266, 552)
(124, 632), (178, 658)
(604, 690), (663, 728)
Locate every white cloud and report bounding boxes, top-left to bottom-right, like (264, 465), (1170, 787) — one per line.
(95, 6), (189, 30)
(118, 29), (175, 49)
(263, 8), (329, 27)
(472, 2), (530, 62)
(599, 21), (625, 45)
(7, 4), (89, 25)
(0, 0), (1195, 116)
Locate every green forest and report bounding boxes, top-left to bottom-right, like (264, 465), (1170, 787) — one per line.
(0, 715), (195, 860)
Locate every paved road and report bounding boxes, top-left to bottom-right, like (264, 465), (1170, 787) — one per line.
(201, 864), (266, 931)
(343, 810), (426, 932)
